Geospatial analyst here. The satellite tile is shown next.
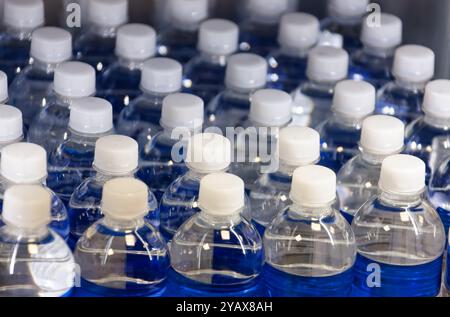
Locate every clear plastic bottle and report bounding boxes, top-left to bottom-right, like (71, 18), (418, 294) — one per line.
(183, 19), (239, 105)
(0, 105), (23, 154)
(352, 154), (446, 297)
(170, 172), (264, 296)
(0, 185), (75, 297)
(98, 23), (156, 118)
(0, 0), (44, 83)
(376, 44), (435, 125)
(316, 80), (376, 173)
(337, 115), (405, 223)
(205, 53), (267, 133)
(0, 143), (69, 240)
(116, 57), (182, 142)
(266, 12), (320, 92)
(291, 46), (349, 127)
(47, 97), (114, 206)
(28, 61), (96, 154)
(264, 165), (356, 296)
(138, 93), (204, 201)
(0, 71), (8, 104)
(9, 27), (72, 128)
(74, 178), (169, 296)
(68, 135), (158, 248)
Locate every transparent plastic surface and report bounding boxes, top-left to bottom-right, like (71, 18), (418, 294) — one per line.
(239, 21), (278, 56)
(157, 28), (198, 65)
(0, 29), (32, 83)
(349, 49), (394, 89)
(266, 49), (308, 92)
(321, 17), (362, 53)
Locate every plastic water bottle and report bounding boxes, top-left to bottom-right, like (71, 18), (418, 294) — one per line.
(9, 27), (72, 128)
(74, 0), (129, 74)
(337, 115), (405, 223)
(376, 44), (435, 124)
(349, 13), (402, 89)
(264, 165), (356, 296)
(291, 46), (349, 127)
(98, 23), (156, 118)
(117, 57), (183, 142)
(170, 172), (264, 296)
(352, 154), (446, 297)
(138, 93), (204, 201)
(74, 177), (169, 297)
(0, 0), (44, 83)
(157, 0), (209, 64)
(205, 53), (267, 133)
(183, 19), (239, 104)
(316, 80), (376, 173)
(267, 12), (320, 92)
(0, 185), (75, 297)
(28, 61), (96, 154)
(0, 105), (23, 154)
(68, 135), (158, 248)
(0, 143), (69, 240)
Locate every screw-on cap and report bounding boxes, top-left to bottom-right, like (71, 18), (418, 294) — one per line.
(168, 0), (208, 26)
(392, 45), (435, 83)
(0, 105), (23, 143)
(379, 154), (426, 195)
(360, 115), (404, 155)
(306, 46), (349, 82)
(88, 0), (128, 27)
(249, 89), (292, 126)
(198, 173), (245, 216)
(246, 0), (292, 24)
(0, 71), (8, 102)
(116, 23), (156, 60)
(361, 13), (402, 50)
(278, 13), (320, 50)
(94, 135), (138, 174)
(30, 27), (72, 64)
(225, 53), (267, 90)
(2, 185), (51, 229)
(328, 0), (369, 19)
(198, 19), (239, 56)
(101, 178), (149, 221)
(422, 80), (450, 119)
(290, 165), (336, 207)
(185, 133), (231, 173)
(54, 62), (96, 98)
(279, 127), (320, 166)
(160, 93), (204, 130)
(1, 143), (47, 183)
(332, 80), (375, 118)
(69, 97), (113, 134)
(140, 58), (182, 94)
(4, 0), (44, 29)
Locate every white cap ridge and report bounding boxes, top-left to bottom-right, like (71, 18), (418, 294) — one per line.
(4, 0), (45, 30)
(306, 46), (349, 82)
(198, 19), (239, 56)
(392, 45), (435, 83)
(168, 0), (209, 28)
(279, 127), (321, 166)
(0, 71), (8, 102)
(185, 133), (231, 173)
(249, 89), (292, 126)
(160, 93), (204, 130)
(88, 0), (128, 28)
(246, 0), (293, 24)
(115, 24), (156, 60)
(94, 135), (139, 175)
(0, 105), (23, 143)
(69, 97), (113, 134)
(31, 27), (72, 64)
(361, 13), (402, 50)
(54, 62), (96, 98)
(360, 115), (405, 155)
(140, 58), (182, 94)
(225, 53), (268, 91)
(422, 80), (450, 119)
(278, 12), (320, 50)
(328, 0), (369, 19)
(332, 80), (376, 118)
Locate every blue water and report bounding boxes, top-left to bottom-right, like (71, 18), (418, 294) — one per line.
(349, 50), (394, 89)
(446, 247), (450, 291)
(437, 208), (450, 239)
(352, 254), (442, 297)
(157, 28), (198, 65)
(341, 210), (354, 224)
(266, 51), (307, 92)
(321, 19), (362, 53)
(74, 32), (116, 74)
(0, 33), (31, 84)
(239, 22), (278, 56)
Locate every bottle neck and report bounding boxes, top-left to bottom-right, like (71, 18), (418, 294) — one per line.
(360, 148), (396, 165)
(279, 45), (311, 58)
(394, 78), (427, 92)
(31, 57), (67, 74)
(89, 23), (118, 38)
(288, 201), (334, 219)
(225, 84), (261, 97)
(423, 113), (450, 130)
(379, 190), (424, 207)
(102, 216), (146, 231)
(173, 20), (201, 32)
(5, 25), (36, 40)
(117, 56), (147, 71)
(55, 92), (95, 108)
(362, 44), (396, 58)
(186, 167), (229, 181)
(198, 210), (242, 226)
(276, 159), (319, 176)
(329, 111), (365, 129)
(198, 51), (229, 66)
(94, 168), (136, 183)
(1, 174), (46, 188)
(67, 128), (113, 145)
(306, 79), (338, 92)
(3, 224), (50, 240)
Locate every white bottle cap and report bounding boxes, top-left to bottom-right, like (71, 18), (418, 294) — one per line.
(54, 62), (96, 98)
(225, 53), (268, 90)
(249, 89), (292, 126)
(88, 0), (128, 27)
(332, 80), (375, 118)
(328, 0), (369, 19)
(115, 23), (156, 60)
(360, 115), (404, 155)
(2, 185), (51, 229)
(4, 0), (44, 29)
(168, 0), (208, 26)
(30, 27), (72, 64)
(392, 45), (435, 83)
(94, 135), (138, 175)
(101, 178), (149, 221)
(69, 97), (113, 134)
(160, 93), (204, 130)
(0, 105), (23, 143)
(198, 19), (239, 56)
(279, 127), (320, 166)
(198, 172), (245, 216)
(290, 165), (336, 207)
(0, 71), (8, 102)
(422, 80), (450, 119)
(186, 133), (231, 173)
(361, 13), (402, 50)
(379, 154), (426, 195)
(1, 142), (47, 183)
(278, 12), (320, 50)
(246, 0), (292, 24)
(306, 46), (349, 82)
(140, 58), (182, 94)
